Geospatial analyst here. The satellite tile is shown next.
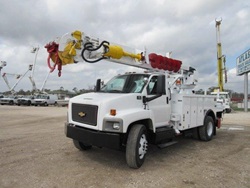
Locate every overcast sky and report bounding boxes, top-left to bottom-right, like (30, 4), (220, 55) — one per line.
(0, 0), (249, 93)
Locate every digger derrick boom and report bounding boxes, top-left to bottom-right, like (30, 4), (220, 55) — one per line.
(45, 30), (182, 77)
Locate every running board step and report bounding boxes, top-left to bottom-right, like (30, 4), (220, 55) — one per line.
(157, 141), (178, 149)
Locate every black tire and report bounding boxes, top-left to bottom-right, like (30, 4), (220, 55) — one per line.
(9, 101), (14, 105)
(126, 124), (148, 169)
(73, 140), (92, 150)
(27, 101), (31, 106)
(198, 116), (214, 141)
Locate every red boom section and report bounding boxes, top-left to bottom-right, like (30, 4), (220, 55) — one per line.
(44, 42), (62, 77)
(149, 53), (182, 72)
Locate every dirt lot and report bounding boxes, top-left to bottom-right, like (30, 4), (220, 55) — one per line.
(0, 105), (249, 188)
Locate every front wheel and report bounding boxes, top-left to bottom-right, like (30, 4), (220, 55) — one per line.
(73, 140), (92, 150)
(198, 116), (214, 141)
(126, 124), (148, 169)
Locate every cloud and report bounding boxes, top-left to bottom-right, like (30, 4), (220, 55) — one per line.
(0, 0), (249, 93)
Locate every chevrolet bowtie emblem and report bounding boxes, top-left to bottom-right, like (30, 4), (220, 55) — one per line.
(78, 112), (86, 117)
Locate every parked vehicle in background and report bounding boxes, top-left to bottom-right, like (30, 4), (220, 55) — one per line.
(34, 94), (58, 106)
(56, 97), (70, 107)
(211, 91), (231, 113)
(17, 95), (35, 106)
(0, 95), (18, 105)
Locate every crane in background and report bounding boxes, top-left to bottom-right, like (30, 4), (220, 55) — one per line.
(213, 19), (231, 113)
(0, 61), (7, 72)
(215, 19), (227, 92)
(1, 47), (52, 95)
(29, 46), (39, 93)
(39, 70), (52, 93)
(29, 46), (53, 94)
(2, 65), (33, 94)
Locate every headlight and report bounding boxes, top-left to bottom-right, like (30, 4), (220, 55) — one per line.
(103, 118), (123, 132)
(113, 122), (120, 130)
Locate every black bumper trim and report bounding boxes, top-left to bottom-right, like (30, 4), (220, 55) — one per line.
(65, 123), (121, 150)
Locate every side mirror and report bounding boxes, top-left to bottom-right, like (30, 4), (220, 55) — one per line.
(156, 75), (165, 95)
(96, 79), (101, 92)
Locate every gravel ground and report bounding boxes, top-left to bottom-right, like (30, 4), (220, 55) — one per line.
(0, 105), (249, 188)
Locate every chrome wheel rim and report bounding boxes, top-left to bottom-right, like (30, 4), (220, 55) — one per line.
(138, 134), (148, 159)
(207, 122), (213, 136)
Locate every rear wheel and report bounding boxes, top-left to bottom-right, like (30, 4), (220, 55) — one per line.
(73, 140), (92, 150)
(198, 116), (214, 141)
(126, 124), (148, 169)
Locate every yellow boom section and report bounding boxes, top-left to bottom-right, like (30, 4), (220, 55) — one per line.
(103, 45), (143, 61)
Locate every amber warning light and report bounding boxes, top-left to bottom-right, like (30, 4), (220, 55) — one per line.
(110, 109), (116, 116)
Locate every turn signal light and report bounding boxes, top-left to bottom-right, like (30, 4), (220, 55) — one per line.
(176, 79), (181, 85)
(110, 109), (116, 116)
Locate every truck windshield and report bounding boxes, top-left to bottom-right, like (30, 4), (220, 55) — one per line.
(100, 74), (149, 93)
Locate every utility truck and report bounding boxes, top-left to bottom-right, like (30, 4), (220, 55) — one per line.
(45, 30), (223, 168)
(211, 90), (231, 113)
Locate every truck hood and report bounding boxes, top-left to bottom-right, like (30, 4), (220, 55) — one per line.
(69, 92), (143, 110)
(70, 92), (133, 105)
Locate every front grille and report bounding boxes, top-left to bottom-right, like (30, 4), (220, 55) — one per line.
(72, 103), (98, 126)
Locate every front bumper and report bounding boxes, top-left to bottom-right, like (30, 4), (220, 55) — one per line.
(65, 123), (122, 150)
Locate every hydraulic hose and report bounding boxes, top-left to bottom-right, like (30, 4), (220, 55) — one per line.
(81, 40), (109, 63)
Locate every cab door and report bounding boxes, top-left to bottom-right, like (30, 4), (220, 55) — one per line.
(146, 75), (171, 127)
